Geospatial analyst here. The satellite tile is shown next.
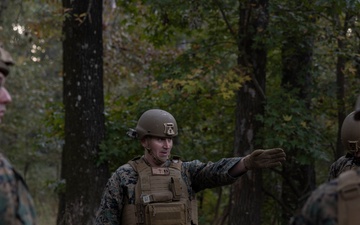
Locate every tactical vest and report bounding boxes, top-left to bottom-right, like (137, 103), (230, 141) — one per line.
(122, 157), (198, 225)
(337, 169), (360, 225)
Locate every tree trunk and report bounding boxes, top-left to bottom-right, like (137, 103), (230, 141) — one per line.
(228, 0), (268, 224)
(336, 36), (346, 160)
(335, 12), (351, 160)
(280, 11), (316, 225)
(58, 0), (110, 224)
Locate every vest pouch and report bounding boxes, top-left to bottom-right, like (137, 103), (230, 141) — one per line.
(337, 170), (360, 225)
(170, 177), (182, 201)
(145, 202), (187, 225)
(142, 191), (173, 204)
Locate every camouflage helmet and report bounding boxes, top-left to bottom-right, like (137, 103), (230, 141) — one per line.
(135, 109), (178, 140)
(341, 111), (360, 154)
(0, 42), (14, 76)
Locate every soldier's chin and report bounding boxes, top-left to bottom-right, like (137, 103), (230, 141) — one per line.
(158, 156), (168, 163)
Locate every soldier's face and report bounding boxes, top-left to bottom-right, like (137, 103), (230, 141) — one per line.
(0, 72), (12, 123)
(143, 137), (173, 163)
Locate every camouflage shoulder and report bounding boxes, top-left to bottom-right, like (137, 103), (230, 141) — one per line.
(0, 153), (17, 185)
(125, 155), (144, 171)
(328, 156), (353, 179)
(288, 214), (312, 225)
(16, 179), (37, 224)
(0, 154), (37, 224)
(0, 153), (14, 170)
(300, 179), (338, 224)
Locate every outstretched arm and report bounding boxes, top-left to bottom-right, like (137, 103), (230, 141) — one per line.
(229, 148), (286, 177)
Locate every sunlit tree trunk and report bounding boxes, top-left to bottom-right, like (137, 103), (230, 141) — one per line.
(58, 0), (110, 224)
(229, 0), (268, 224)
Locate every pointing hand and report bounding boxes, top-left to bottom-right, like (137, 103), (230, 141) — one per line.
(243, 148), (286, 170)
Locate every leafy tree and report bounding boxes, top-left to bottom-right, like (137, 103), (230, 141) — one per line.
(1, 0), (360, 224)
(229, 0), (270, 224)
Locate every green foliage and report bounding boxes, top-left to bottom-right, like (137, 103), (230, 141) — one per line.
(100, 72), (240, 169)
(101, 0), (247, 172)
(103, 0), (360, 224)
(1, 0), (360, 224)
(256, 88), (329, 164)
(261, 169), (284, 224)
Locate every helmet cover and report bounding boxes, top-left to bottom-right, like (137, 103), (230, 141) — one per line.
(135, 109), (178, 139)
(341, 111), (360, 154)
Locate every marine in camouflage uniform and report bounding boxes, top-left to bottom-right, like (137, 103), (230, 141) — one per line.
(290, 100), (360, 225)
(0, 43), (37, 224)
(328, 153), (360, 181)
(289, 167), (360, 225)
(0, 154), (37, 224)
(289, 174), (339, 225)
(97, 156), (243, 224)
(328, 111), (360, 181)
(96, 109), (286, 225)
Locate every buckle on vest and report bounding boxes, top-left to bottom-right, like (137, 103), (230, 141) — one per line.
(143, 195), (152, 204)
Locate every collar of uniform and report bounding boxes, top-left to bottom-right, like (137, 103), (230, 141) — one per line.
(141, 155), (171, 167)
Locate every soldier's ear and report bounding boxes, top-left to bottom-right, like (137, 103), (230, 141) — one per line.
(141, 137), (149, 148)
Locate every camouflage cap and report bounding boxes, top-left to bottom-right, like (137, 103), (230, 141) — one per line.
(0, 42), (14, 76)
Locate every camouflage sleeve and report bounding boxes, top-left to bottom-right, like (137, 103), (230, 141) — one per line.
(327, 155), (352, 181)
(96, 164), (137, 225)
(328, 162), (338, 181)
(289, 180), (338, 225)
(183, 157), (241, 193)
(0, 154), (37, 225)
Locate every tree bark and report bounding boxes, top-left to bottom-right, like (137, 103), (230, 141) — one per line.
(58, 0), (110, 224)
(335, 12), (351, 160)
(228, 0), (268, 224)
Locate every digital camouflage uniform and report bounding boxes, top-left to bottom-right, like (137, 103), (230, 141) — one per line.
(327, 110), (360, 181)
(0, 43), (37, 224)
(0, 153), (37, 225)
(95, 156), (242, 225)
(289, 177), (339, 225)
(289, 168), (360, 225)
(328, 153), (360, 181)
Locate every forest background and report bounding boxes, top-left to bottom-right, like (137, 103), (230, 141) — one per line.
(0, 0), (359, 224)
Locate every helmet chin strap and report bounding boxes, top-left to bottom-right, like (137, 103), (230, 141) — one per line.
(145, 147), (166, 166)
